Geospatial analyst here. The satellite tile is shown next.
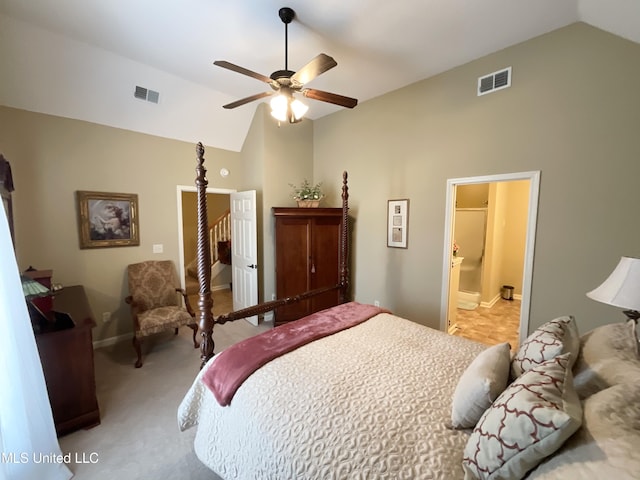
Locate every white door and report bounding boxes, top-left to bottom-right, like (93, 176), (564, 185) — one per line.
(230, 190), (258, 325)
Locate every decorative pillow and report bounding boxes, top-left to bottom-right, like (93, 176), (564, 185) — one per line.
(462, 353), (582, 480)
(511, 316), (579, 380)
(451, 342), (511, 429)
(573, 319), (640, 399)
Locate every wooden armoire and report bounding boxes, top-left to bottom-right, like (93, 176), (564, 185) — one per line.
(273, 207), (343, 325)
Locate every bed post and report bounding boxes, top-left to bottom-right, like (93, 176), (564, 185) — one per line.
(339, 171), (349, 303)
(195, 143), (215, 367)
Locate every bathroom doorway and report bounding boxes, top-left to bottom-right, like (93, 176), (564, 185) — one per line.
(440, 171), (540, 346)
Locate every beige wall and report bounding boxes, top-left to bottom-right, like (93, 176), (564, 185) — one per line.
(501, 181), (529, 296)
(241, 104), (314, 305)
(0, 106), (241, 342)
(457, 184), (489, 208)
(313, 23), (640, 334)
(3, 22), (640, 344)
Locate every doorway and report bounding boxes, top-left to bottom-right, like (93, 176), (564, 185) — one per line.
(440, 171), (540, 345)
(175, 185), (235, 297)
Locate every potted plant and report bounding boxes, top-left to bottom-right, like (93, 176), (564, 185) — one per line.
(290, 179), (324, 208)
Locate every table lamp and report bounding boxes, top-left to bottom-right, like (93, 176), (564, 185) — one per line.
(586, 256), (640, 322)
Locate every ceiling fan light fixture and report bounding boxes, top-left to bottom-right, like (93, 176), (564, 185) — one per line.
(270, 93), (308, 123)
(214, 7), (357, 116)
(290, 98), (308, 120)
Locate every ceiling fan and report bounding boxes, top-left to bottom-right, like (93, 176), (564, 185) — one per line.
(214, 7), (358, 123)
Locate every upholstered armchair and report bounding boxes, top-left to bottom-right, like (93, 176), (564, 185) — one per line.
(125, 260), (199, 368)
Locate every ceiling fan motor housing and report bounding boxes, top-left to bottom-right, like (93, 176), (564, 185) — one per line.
(270, 69), (296, 89)
(279, 7), (295, 24)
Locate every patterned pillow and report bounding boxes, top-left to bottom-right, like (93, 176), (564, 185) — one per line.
(511, 316), (579, 380)
(451, 342), (511, 429)
(462, 353), (582, 480)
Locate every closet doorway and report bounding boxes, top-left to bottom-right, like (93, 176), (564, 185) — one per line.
(440, 171), (540, 346)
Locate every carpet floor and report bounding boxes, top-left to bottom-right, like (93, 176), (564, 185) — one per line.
(58, 289), (270, 480)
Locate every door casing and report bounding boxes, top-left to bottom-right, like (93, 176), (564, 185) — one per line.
(440, 171), (540, 342)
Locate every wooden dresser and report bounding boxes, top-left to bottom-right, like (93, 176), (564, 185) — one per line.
(35, 285), (100, 436)
(273, 207), (343, 325)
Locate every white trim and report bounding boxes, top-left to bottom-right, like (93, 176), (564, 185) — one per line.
(176, 185), (236, 291)
(211, 283), (231, 292)
(93, 332), (130, 349)
(440, 171), (540, 344)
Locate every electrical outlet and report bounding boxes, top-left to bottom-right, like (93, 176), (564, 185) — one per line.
(102, 312), (111, 323)
(271, 293), (276, 301)
(374, 300), (380, 307)
(153, 244), (163, 254)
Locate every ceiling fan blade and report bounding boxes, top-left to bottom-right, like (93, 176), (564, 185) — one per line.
(223, 91), (274, 109)
(291, 54), (337, 85)
(302, 88), (358, 109)
(214, 60), (273, 84)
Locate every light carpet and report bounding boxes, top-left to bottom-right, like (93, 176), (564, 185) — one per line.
(58, 294), (270, 480)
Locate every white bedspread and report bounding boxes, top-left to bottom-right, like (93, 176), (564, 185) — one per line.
(178, 313), (486, 479)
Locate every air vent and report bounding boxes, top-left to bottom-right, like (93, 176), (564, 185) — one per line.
(134, 85), (160, 104)
(477, 67), (511, 96)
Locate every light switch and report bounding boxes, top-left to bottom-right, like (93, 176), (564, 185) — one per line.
(153, 244), (163, 254)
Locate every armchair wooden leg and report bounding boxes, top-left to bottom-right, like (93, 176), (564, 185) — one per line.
(133, 335), (143, 368)
(189, 323), (200, 348)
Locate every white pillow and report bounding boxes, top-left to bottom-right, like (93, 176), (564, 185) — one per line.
(511, 315), (579, 380)
(451, 342), (511, 429)
(462, 353), (582, 480)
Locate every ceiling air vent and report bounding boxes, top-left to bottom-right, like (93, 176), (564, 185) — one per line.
(477, 67), (511, 96)
(134, 85), (160, 104)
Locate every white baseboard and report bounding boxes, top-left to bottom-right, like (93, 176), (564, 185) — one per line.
(480, 294), (500, 308)
(93, 332), (130, 349)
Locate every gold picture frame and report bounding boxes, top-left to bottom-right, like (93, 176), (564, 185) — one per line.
(387, 199), (409, 248)
(77, 191), (140, 249)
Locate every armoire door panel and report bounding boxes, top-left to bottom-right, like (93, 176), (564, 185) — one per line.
(274, 217), (311, 322)
(273, 208), (343, 325)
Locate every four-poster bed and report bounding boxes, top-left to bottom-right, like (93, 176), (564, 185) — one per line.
(179, 143), (640, 479)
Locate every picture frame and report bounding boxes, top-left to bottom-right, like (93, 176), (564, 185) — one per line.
(387, 199), (409, 248)
(77, 191), (140, 249)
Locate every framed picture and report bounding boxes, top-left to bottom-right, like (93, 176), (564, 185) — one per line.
(387, 199), (409, 248)
(77, 191), (140, 249)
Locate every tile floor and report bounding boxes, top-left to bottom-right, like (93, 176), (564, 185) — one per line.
(452, 298), (521, 350)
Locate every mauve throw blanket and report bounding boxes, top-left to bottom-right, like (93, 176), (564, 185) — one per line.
(202, 302), (389, 406)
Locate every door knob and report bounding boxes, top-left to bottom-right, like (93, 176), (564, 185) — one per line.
(248, 264), (257, 269)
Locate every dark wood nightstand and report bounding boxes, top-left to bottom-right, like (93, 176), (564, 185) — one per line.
(35, 285), (100, 436)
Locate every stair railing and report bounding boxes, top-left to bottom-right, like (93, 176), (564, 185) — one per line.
(209, 209), (230, 264)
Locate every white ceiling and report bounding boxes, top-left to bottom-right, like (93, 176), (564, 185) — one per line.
(1, 0), (639, 149)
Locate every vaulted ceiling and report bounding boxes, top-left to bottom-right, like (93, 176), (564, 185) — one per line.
(1, 0), (638, 151)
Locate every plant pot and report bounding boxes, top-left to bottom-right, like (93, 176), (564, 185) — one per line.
(296, 200), (321, 208)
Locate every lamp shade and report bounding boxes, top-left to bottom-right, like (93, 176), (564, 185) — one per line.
(586, 256), (640, 311)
